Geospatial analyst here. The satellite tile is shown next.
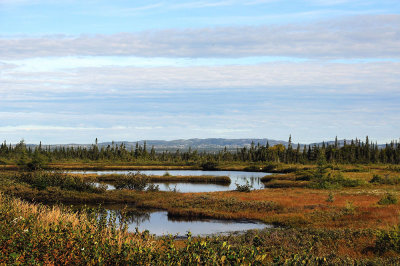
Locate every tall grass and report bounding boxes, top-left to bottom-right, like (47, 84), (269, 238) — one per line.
(0, 193), (157, 264)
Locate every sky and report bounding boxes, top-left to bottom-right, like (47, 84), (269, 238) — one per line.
(0, 0), (400, 144)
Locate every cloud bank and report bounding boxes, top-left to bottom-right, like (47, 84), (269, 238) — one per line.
(1, 15), (399, 59)
(2, 61), (399, 96)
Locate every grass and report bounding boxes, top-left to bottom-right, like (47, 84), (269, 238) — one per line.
(0, 193), (157, 264)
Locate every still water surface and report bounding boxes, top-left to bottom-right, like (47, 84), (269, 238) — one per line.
(74, 170), (271, 192)
(101, 208), (269, 236)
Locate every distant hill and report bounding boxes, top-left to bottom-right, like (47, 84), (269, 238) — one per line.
(20, 138), (388, 152)
(98, 138), (288, 152)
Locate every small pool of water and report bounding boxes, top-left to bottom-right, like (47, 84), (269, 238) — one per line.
(75, 170), (271, 192)
(104, 208), (269, 236)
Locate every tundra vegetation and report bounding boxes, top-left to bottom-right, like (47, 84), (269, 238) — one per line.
(0, 138), (400, 264)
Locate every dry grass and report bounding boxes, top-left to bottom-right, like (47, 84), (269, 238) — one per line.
(0, 192), (155, 250)
(162, 188), (400, 229)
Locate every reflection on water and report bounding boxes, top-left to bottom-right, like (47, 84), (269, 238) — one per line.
(106, 208), (269, 236)
(117, 209), (151, 225)
(75, 170), (272, 193)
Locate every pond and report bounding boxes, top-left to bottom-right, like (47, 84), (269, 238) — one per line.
(95, 207), (270, 237)
(73, 170), (272, 192)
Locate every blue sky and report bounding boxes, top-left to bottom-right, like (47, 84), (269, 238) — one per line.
(1, 0), (400, 144)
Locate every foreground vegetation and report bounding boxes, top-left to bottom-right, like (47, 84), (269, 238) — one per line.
(2, 193), (400, 264)
(1, 193), (271, 264)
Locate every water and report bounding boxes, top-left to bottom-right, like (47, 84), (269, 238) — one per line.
(102, 208), (269, 236)
(74, 170), (271, 192)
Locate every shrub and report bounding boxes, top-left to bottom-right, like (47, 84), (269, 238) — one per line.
(167, 185), (179, 193)
(310, 172), (363, 189)
(370, 174), (400, 185)
(200, 161), (218, 170)
(370, 174), (384, 184)
(342, 167), (367, 172)
(378, 193), (398, 205)
(342, 201), (355, 215)
(14, 171), (103, 193)
(295, 169), (314, 181)
(26, 152), (47, 171)
(243, 165), (262, 172)
(262, 162), (279, 171)
(146, 183), (160, 192)
(326, 192), (334, 203)
(375, 224), (400, 254)
(387, 165), (400, 172)
(115, 172), (151, 191)
(235, 181), (252, 192)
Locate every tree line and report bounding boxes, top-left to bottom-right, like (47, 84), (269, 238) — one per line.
(0, 136), (399, 166)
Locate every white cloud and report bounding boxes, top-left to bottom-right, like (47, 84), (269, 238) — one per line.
(0, 125), (104, 131)
(1, 14), (399, 59)
(1, 61), (399, 95)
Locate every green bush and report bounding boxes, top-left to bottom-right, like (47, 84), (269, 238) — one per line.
(326, 192), (334, 203)
(378, 193), (398, 205)
(342, 168), (366, 173)
(26, 152), (47, 171)
(163, 171), (171, 177)
(262, 162), (279, 171)
(114, 172), (157, 191)
(200, 161), (219, 170)
(243, 165), (262, 172)
(235, 181), (252, 192)
(295, 169), (314, 181)
(14, 171), (103, 193)
(146, 183), (160, 192)
(310, 172), (363, 189)
(370, 174), (400, 185)
(387, 166), (400, 172)
(375, 224), (400, 254)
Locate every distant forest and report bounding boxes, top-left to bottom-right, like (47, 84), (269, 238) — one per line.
(1, 136), (400, 166)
